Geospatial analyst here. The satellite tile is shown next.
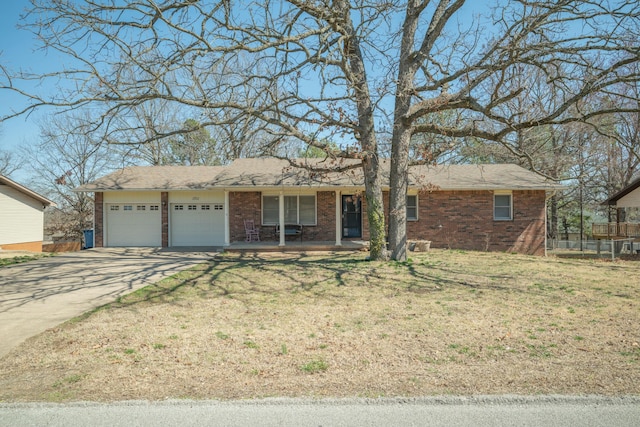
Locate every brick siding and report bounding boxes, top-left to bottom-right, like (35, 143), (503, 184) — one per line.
(229, 191), (338, 242)
(228, 189), (545, 254)
(229, 192), (262, 241)
(96, 188), (546, 255)
(94, 192), (104, 247)
(406, 190), (546, 255)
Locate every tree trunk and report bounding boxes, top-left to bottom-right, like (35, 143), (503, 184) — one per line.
(548, 194), (558, 240)
(362, 154), (387, 260)
(337, 1), (388, 261)
(389, 127), (412, 261)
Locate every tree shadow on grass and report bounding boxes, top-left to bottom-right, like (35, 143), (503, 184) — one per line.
(73, 249), (630, 319)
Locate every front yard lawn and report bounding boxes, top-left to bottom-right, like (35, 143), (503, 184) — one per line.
(1, 250), (638, 402)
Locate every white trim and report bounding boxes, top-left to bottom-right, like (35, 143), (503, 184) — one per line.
(261, 193), (317, 226)
(278, 191), (285, 247)
(493, 191), (513, 221)
(407, 194), (419, 221)
(224, 190), (230, 246)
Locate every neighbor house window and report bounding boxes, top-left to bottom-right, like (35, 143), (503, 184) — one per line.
(407, 195), (418, 221)
(494, 192), (512, 220)
(262, 194), (316, 225)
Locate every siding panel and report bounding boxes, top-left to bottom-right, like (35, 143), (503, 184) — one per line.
(0, 185), (45, 246)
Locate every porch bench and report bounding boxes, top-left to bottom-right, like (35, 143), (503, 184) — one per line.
(275, 224), (303, 241)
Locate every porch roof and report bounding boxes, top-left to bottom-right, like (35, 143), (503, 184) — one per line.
(75, 158), (561, 192)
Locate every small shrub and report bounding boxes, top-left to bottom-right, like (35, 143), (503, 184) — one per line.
(244, 340), (259, 349)
(215, 331), (230, 340)
(300, 358), (328, 374)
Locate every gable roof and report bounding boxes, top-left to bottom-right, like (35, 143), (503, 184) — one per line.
(601, 177), (640, 206)
(75, 165), (226, 191)
(0, 175), (56, 207)
(75, 158), (561, 192)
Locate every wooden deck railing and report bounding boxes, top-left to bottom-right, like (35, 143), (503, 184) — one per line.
(592, 222), (640, 238)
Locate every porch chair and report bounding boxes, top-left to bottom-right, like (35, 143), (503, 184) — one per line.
(244, 219), (260, 242)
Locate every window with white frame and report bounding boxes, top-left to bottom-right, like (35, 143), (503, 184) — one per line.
(407, 195), (418, 220)
(262, 196), (279, 224)
(262, 194), (316, 225)
(494, 192), (512, 220)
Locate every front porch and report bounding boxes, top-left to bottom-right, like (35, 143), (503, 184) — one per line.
(592, 222), (640, 239)
(225, 240), (369, 253)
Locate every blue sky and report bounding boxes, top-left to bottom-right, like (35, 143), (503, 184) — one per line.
(0, 0), (74, 181)
(0, 0), (42, 153)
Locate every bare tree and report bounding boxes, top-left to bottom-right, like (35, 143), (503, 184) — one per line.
(2, 1), (639, 260)
(0, 149), (23, 177)
(21, 112), (122, 240)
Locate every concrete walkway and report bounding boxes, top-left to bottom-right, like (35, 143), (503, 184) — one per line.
(0, 248), (218, 358)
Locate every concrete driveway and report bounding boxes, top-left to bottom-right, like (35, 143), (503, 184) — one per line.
(0, 248), (218, 359)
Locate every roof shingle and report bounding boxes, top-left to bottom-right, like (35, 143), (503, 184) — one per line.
(75, 158), (561, 192)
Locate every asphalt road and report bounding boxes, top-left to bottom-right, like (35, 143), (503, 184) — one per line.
(1, 396), (639, 427)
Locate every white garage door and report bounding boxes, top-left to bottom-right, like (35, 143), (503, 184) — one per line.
(170, 203), (225, 246)
(106, 203), (161, 247)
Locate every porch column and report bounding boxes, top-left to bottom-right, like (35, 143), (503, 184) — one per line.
(279, 190), (285, 247)
(224, 190), (230, 247)
(335, 190), (342, 246)
(94, 192), (104, 247)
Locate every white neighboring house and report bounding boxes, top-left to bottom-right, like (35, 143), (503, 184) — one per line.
(0, 175), (55, 252)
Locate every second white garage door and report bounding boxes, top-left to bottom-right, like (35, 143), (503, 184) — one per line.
(170, 203), (225, 246)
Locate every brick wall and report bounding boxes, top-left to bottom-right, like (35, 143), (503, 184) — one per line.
(307, 191), (336, 241)
(94, 192), (104, 247)
(219, 189), (546, 255)
(229, 192), (263, 241)
(2, 241), (44, 252)
(229, 191), (338, 242)
(405, 190), (546, 255)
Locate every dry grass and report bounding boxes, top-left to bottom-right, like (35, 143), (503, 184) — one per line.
(1, 249), (639, 402)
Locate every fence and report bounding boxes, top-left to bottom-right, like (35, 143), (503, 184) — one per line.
(592, 223), (640, 238)
(549, 238), (638, 259)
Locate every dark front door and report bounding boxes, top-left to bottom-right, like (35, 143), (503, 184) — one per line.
(342, 195), (362, 238)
